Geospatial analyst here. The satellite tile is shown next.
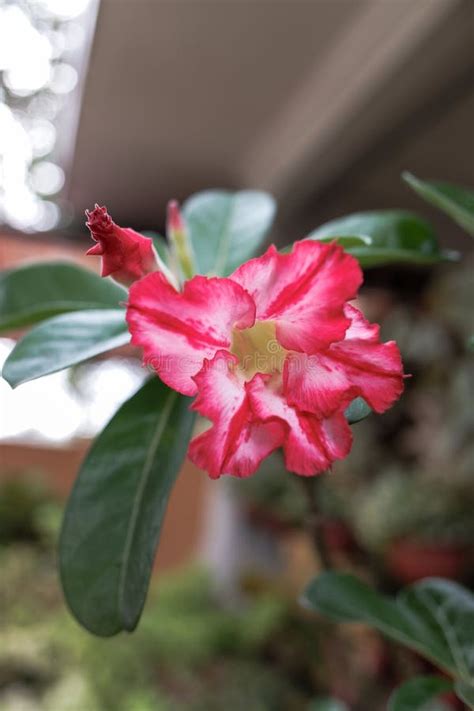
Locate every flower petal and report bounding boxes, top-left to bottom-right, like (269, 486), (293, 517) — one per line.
(284, 352), (357, 418)
(188, 351), (285, 478)
(230, 241), (362, 352)
(247, 374), (352, 476)
(284, 304), (404, 416)
(343, 303), (380, 341)
(327, 339), (404, 413)
(126, 274), (255, 395)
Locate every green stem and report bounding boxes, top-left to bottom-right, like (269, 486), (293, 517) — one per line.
(171, 229), (196, 281)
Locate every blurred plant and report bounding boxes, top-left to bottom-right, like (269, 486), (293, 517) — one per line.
(351, 468), (474, 553)
(0, 475), (60, 546)
(1, 553), (315, 710)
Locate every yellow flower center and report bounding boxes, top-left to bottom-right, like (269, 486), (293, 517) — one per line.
(230, 320), (288, 379)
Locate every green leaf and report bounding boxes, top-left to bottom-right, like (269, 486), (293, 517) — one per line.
(388, 676), (453, 711)
(59, 378), (195, 636)
(303, 573), (426, 661)
(305, 210), (457, 268)
(303, 573), (474, 679)
(344, 397), (371, 424)
(281, 234), (372, 254)
(403, 172), (474, 237)
(2, 309), (129, 387)
(0, 261), (125, 333)
(455, 681), (474, 709)
(183, 190), (276, 276)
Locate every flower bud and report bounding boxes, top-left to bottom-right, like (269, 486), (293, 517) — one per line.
(86, 205), (163, 287)
(166, 200), (196, 281)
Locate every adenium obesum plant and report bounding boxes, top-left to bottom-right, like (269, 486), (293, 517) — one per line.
(4, 176), (469, 646)
(86, 203), (405, 479)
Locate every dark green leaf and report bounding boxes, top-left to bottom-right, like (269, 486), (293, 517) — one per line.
(303, 573), (423, 660)
(0, 261), (125, 333)
(344, 397), (371, 424)
(59, 378), (195, 636)
(183, 190), (276, 276)
(2, 309), (129, 387)
(281, 234), (372, 254)
(305, 211), (457, 268)
(303, 573), (474, 677)
(454, 681), (474, 709)
(388, 676), (453, 711)
(403, 172), (474, 237)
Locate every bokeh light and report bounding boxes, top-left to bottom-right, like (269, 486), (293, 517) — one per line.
(0, 0), (96, 233)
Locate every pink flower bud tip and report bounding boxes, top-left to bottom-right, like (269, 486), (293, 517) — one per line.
(167, 200), (185, 233)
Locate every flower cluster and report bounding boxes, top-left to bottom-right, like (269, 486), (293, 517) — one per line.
(87, 206), (404, 479)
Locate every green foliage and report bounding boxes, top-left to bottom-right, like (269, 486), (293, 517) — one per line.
(351, 469), (474, 552)
(387, 676), (453, 711)
(455, 680), (474, 708)
(303, 573), (474, 707)
(306, 210), (457, 267)
(0, 477), (58, 546)
(60, 378), (195, 636)
(0, 261), (125, 332)
(403, 172), (474, 236)
(2, 309), (129, 387)
(183, 190), (276, 276)
(1, 545), (306, 711)
(280, 234), (372, 254)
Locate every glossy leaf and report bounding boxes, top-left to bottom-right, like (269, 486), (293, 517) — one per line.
(455, 681), (474, 709)
(2, 309), (129, 387)
(306, 211), (457, 268)
(183, 190), (276, 276)
(309, 234), (372, 248)
(0, 261), (125, 333)
(281, 234), (372, 254)
(345, 397), (372, 424)
(403, 172), (474, 237)
(60, 378), (195, 636)
(303, 573), (474, 679)
(388, 676), (453, 711)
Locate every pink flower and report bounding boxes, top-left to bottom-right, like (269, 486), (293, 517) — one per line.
(86, 205), (159, 287)
(126, 240), (404, 478)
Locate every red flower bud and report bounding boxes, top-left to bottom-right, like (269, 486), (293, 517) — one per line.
(86, 205), (158, 287)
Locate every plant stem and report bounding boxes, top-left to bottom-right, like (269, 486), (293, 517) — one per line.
(299, 476), (332, 571)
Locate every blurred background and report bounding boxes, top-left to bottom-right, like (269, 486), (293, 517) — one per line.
(1, 0), (473, 709)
